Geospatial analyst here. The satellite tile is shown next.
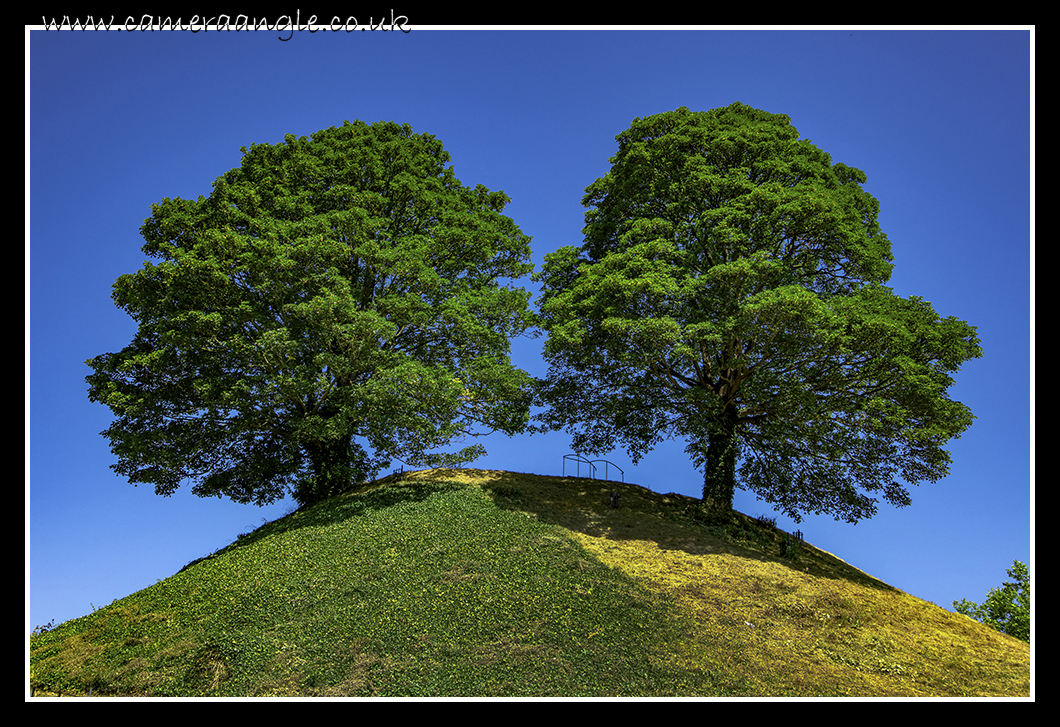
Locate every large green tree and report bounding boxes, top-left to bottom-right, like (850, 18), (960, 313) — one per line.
(86, 121), (536, 507)
(534, 103), (982, 523)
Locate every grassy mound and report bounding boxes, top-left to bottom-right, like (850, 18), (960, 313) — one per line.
(29, 469), (1030, 697)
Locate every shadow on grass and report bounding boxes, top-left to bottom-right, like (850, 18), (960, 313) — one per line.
(180, 467), (897, 595)
(459, 469), (900, 594)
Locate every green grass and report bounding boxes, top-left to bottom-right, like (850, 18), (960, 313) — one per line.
(29, 469), (1030, 697)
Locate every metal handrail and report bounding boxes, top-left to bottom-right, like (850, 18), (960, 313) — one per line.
(590, 459), (624, 483)
(562, 455), (625, 483)
(562, 454), (596, 479)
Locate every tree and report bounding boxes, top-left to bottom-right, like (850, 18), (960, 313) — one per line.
(86, 121), (537, 508)
(534, 103), (982, 523)
(953, 560), (1030, 643)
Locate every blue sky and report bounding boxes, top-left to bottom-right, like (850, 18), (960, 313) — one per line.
(28, 26), (1032, 638)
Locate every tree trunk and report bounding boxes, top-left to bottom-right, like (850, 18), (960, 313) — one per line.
(297, 437), (355, 507)
(701, 406), (739, 509)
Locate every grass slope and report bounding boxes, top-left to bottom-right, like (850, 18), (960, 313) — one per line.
(29, 469), (1030, 697)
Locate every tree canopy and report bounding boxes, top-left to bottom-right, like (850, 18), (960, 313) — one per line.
(534, 103), (982, 523)
(86, 121), (536, 507)
(954, 560), (1030, 643)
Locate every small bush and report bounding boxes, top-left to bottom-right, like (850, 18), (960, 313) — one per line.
(754, 514), (778, 530)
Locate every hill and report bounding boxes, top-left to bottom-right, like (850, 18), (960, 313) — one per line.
(29, 469), (1030, 698)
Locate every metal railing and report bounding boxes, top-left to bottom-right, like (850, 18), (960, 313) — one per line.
(562, 454), (624, 483)
(562, 454), (596, 479)
(563, 454), (625, 509)
(591, 459), (624, 483)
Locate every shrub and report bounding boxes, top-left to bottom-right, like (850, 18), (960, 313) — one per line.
(953, 559), (1030, 643)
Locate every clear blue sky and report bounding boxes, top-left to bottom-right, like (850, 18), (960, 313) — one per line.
(29, 26), (1032, 636)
